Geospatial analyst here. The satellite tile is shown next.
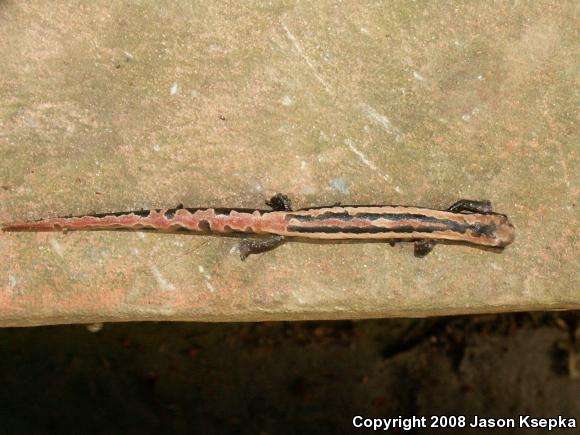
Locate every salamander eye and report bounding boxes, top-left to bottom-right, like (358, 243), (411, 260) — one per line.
(470, 223), (495, 237)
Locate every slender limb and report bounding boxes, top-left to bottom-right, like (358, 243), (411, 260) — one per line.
(414, 240), (434, 258)
(448, 199), (492, 214)
(239, 236), (286, 261)
(265, 193), (292, 211)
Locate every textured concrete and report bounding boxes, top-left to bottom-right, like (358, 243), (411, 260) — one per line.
(0, 1), (578, 326)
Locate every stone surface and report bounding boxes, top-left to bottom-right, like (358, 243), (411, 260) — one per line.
(0, 1), (577, 326)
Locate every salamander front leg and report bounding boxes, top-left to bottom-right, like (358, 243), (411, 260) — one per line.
(239, 236), (286, 261)
(448, 199), (492, 214)
(265, 193), (292, 211)
(414, 240), (434, 258)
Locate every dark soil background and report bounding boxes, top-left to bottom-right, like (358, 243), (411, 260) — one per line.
(0, 312), (578, 434)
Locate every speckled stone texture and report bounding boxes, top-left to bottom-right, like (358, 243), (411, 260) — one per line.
(0, 1), (577, 326)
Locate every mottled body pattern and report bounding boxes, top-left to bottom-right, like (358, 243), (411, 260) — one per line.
(2, 195), (515, 259)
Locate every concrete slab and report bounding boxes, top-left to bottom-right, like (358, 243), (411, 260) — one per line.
(0, 1), (577, 326)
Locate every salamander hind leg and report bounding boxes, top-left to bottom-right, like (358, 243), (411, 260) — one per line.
(265, 193), (292, 211)
(448, 199), (492, 214)
(238, 236), (286, 261)
(414, 240), (435, 258)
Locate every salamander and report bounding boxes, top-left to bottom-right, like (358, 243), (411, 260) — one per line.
(1, 194), (515, 259)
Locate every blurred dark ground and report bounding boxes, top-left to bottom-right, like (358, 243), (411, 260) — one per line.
(0, 312), (578, 434)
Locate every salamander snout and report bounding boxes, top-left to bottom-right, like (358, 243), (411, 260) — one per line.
(494, 215), (515, 247)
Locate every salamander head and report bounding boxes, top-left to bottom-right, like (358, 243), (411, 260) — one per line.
(467, 214), (515, 248)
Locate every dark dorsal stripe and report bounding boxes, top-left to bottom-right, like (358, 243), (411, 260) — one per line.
(287, 211), (458, 224)
(286, 225), (459, 235)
